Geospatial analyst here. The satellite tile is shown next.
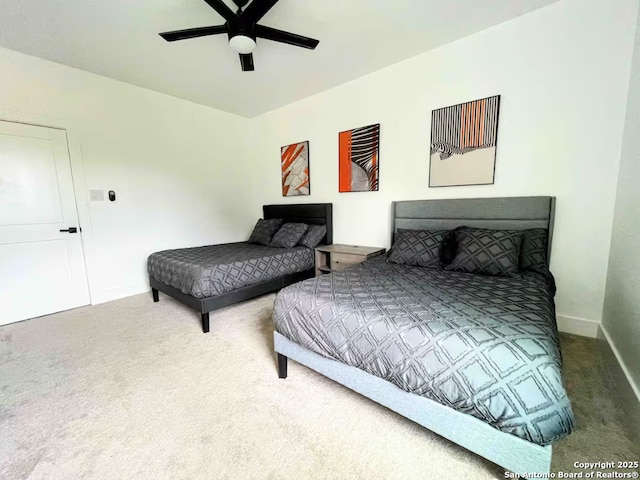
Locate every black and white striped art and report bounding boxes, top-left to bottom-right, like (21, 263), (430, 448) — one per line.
(429, 95), (500, 187)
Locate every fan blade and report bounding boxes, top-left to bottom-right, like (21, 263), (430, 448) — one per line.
(239, 53), (255, 71)
(241, 0), (280, 24)
(255, 25), (319, 49)
(202, 0), (236, 21)
(159, 25), (227, 42)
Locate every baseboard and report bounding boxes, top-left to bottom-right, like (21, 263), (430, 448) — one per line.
(598, 325), (640, 403)
(556, 314), (599, 338)
(597, 325), (640, 443)
(90, 283), (149, 305)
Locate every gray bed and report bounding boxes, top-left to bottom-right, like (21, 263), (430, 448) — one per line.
(148, 243), (315, 299)
(149, 203), (332, 333)
(272, 196), (573, 475)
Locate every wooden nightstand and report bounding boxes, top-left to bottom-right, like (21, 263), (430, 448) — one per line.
(314, 244), (386, 276)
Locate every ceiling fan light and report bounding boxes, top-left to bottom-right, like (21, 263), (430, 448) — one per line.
(229, 35), (256, 54)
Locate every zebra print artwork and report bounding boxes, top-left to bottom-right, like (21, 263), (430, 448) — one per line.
(429, 95), (500, 187)
(281, 141), (310, 196)
(338, 124), (380, 192)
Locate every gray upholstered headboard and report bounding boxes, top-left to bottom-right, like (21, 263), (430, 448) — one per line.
(392, 196), (556, 266)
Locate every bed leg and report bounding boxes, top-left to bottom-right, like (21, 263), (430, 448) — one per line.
(277, 353), (288, 379)
(152, 288), (159, 302)
(201, 313), (210, 333)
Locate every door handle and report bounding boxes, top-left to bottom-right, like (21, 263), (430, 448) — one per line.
(60, 227), (78, 234)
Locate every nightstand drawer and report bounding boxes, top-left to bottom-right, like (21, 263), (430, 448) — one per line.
(330, 252), (361, 271)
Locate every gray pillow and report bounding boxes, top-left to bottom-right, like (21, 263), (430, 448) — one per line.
(519, 228), (548, 272)
(445, 227), (522, 276)
(248, 218), (283, 246)
(298, 224), (327, 249)
(387, 229), (448, 268)
(440, 230), (458, 265)
(271, 223), (309, 248)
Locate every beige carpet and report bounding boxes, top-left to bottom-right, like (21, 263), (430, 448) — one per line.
(0, 293), (637, 480)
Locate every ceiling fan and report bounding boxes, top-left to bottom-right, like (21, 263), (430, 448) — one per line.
(159, 0), (320, 72)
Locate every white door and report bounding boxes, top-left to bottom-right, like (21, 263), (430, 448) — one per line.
(0, 120), (90, 325)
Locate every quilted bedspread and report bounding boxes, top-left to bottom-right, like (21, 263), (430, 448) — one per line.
(148, 242), (314, 298)
(273, 256), (574, 445)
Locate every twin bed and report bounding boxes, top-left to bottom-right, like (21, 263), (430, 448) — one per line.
(147, 196), (573, 475)
(272, 196), (573, 475)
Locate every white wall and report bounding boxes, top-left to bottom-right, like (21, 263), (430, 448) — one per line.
(602, 5), (640, 392)
(251, 0), (639, 329)
(0, 47), (254, 304)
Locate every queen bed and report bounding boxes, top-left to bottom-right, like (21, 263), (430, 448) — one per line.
(272, 196), (573, 475)
(149, 203), (332, 332)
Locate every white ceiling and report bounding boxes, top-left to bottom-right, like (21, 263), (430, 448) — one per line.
(0, 0), (560, 117)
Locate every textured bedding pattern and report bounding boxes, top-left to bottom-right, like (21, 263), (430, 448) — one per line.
(148, 242), (314, 298)
(273, 256), (574, 445)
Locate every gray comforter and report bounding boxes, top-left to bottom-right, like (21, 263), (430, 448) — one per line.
(273, 256), (574, 445)
(148, 242), (314, 298)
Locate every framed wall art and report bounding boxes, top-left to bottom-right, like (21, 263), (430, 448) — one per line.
(429, 95), (500, 187)
(281, 141), (310, 196)
(338, 123), (380, 192)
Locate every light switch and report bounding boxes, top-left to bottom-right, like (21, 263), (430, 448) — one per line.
(89, 189), (104, 201)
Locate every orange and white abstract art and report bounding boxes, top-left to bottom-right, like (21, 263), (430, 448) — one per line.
(281, 141), (310, 197)
(338, 124), (380, 192)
